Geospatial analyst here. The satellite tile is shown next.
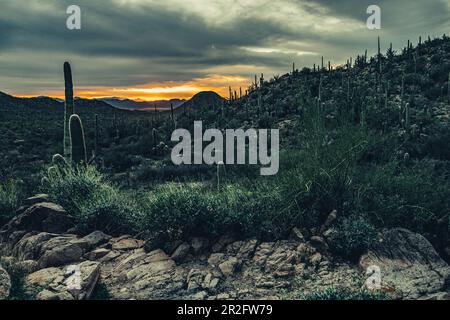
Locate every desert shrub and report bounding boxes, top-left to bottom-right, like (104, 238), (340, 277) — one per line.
(361, 160), (450, 238)
(300, 287), (390, 300)
(42, 165), (140, 235)
(0, 259), (31, 300)
(0, 179), (20, 226)
(139, 180), (293, 242)
(328, 214), (377, 260)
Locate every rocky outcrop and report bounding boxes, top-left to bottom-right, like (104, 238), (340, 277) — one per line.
(25, 261), (100, 300)
(2, 200), (450, 300)
(360, 228), (450, 300)
(0, 202), (74, 243)
(0, 264), (11, 300)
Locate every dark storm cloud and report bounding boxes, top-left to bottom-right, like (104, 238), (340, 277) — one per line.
(0, 0), (448, 95)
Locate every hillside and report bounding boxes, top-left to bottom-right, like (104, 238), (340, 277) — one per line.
(1, 35), (450, 301)
(99, 97), (185, 111)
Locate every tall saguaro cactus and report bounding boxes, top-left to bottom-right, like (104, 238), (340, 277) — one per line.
(69, 114), (87, 163)
(63, 62), (75, 158)
(448, 72), (450, 103)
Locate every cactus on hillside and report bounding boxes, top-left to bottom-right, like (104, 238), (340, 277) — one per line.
(63, 62), (74, 158)
(69, 114), (87, 163)
(94, 114), (99, 156)
(216, 161), (226, 191)
(405, 103), (410, 129)
(448, 72), (450, 103)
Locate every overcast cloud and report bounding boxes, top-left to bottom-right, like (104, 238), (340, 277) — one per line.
(0, 0), (449, 99)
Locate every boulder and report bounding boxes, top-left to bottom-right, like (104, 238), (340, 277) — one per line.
(0, 264), (11, 300)
(360, 228), (450, 299)
(85, 248), (110, 261)
(23, 194), (50, 206)
(37, 236), (84, 268)
(72, 231), (111, 252)
(219, 257), (240, 277)
(111, 237), (144, 251)
(1, 202), (74, 237)
(171, 242), (191, 262)
(26, 261), (100, 300)
(12, 232), (58, 260)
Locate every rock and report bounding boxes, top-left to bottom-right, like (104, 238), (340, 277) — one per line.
(208, 253), (225, 267)
(228, 239), (258, 260)
(36, 289), (74, 300)
(202, 273), (219, 290)
(309, 252), (322, 266)
(171, 242), (191, 262)
(253, 242), (275, 267)
(290, 227), (305, 242)
(0, 264), (11, 300)
(309, 236), (329, 252)
(98, 250), (121, 262)
(38, 241), (84, 268)
(190, 237), (209, 255)
(112, 238), (144, 251)
(359, 228), (450, 299)
(218, 257), (240, 277)
(297, 242), (316, 261)
(187, 268), (204, 291)
(74, 261), (101, 299)
(212, 234), (236, 252)
(125, 258), (175, 281)
(263, 241), (297, 278)
(85, 248), (110, 261)
(1, 202), (74, 236)
(191, 291), (208, 300)
(74, 231), (111, 251)
(217, 293), (230, 299)
(26, 267), (63, 289)
(12, 232), (57, 260)
(26, 261), (100, 300)
(23, 194), (50, 206)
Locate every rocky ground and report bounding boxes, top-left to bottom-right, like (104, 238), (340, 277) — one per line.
(0, 195), (449, 300)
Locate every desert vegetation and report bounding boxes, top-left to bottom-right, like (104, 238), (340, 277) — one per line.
(1, 35), (450, 264)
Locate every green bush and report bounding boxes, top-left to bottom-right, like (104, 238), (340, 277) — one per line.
(42, 165), (140, 235)
(328, 214), (377, 260)
(300, 287), (390, 300)
(0, 179), (20, 226)
(139, 180), (295, 242)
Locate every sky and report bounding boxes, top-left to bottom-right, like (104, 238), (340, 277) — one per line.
(0, 0), (449, 101)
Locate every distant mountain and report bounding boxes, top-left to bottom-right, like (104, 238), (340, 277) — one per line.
(99, 97), (185, 111)
(0, 90), (120, 113)
(176, 91), (224, 111)
(0, 90), (224, 114)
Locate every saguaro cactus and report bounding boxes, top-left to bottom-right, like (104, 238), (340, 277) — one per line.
(448, 72), (450, 103)
(377, 36), (382, 76)
(405, 103), (410, 129)
(63, 62), (74, 158)
(94, 114), (99, 156)
(69, 114), (87, 163)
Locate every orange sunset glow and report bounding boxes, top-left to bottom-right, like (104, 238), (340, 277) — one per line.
(15, 74), (251, 101)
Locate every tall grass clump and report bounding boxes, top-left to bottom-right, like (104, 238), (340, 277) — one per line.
(42, 165), (140, 234)
(299, 287), (390, 300)
(139, 180), (295, 243)
(0, 179), (20, 226)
